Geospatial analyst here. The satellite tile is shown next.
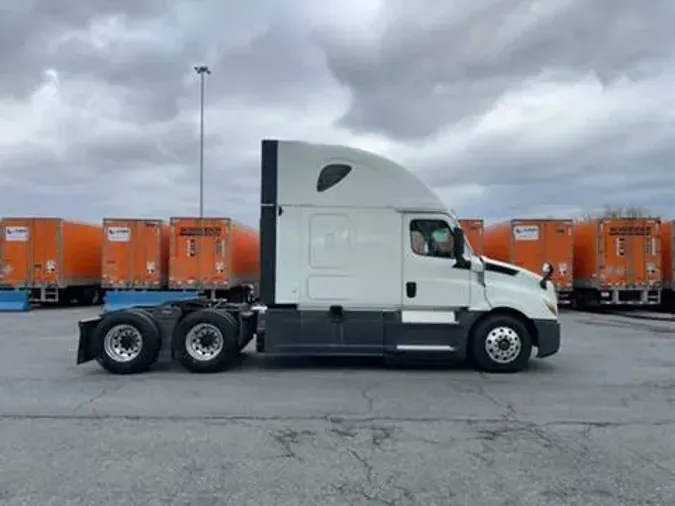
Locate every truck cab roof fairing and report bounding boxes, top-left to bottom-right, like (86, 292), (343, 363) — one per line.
(267, 140), (446, 211)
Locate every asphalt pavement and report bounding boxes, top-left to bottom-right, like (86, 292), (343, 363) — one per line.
(0, 307), (673, 506)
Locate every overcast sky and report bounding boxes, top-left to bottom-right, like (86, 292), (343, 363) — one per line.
(1, 0), (674, 226)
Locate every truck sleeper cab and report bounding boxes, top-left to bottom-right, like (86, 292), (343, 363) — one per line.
(76, 139), (561, 375)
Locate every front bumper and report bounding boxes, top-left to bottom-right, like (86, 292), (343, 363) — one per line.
(533, 319), (561, 358)
(76, 316), (102, 364)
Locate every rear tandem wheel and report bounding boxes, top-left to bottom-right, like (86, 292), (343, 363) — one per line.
(172, 309), (240, 374)
(94, 310), (162, 375)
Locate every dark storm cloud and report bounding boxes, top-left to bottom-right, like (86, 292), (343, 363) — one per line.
(0, 0), (166, 97)
(215, 24), (334, 103)
(80, 120), (202, 171)
(0, 0), (333, 200)
(1, 144), (74, 183)
(1, 0), (326, 123)
(428, 111), (672, 188)
(420, 111), (675, 218)
(472, 171), (675, 223)
(0, 113), (204, 181)
(318, 0), (675, 140)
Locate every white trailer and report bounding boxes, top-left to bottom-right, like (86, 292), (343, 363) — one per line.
(76, 139), (561, 374)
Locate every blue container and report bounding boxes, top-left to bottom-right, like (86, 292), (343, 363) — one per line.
(103, 291), (199, 312)
(0, 290), (30, 312)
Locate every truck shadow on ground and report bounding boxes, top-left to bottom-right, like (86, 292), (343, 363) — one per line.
(144, 352), (558, 376)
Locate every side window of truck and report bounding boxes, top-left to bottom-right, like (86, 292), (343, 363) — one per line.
(317, 164), (352, 192)
(410, 219), (454, 258)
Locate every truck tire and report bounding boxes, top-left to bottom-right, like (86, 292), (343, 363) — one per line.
(172, 309), (239, 374)
(94, 310), (162, 375)
(469, 314), (532, 373)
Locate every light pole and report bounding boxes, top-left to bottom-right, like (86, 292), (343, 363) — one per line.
(194, 65), (211, 219)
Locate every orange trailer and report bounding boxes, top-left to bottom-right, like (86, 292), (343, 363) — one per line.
(168, 217), (260, 299)
(102, 218), (170, 289)
(0, 217), (102, 304)
(573, 218), (661, 306)
(459, 219), (484, 255)
(483, 219), (574, 302)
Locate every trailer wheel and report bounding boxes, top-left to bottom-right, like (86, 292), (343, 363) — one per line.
(95, 310), (161, 375)
(173, 310), (239, 374)
(469, 314), (532, 373)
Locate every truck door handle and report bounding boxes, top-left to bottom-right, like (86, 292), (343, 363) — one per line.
(405, 281), (416, 298)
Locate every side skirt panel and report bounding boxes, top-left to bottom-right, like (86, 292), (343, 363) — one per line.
(261, 307), (481, 359)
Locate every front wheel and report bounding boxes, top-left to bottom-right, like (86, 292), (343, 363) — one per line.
(469, 315), (532, 373)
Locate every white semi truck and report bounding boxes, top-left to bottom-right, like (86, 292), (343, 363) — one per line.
(76, 139), (561, 375)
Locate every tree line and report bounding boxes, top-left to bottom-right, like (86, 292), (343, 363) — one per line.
(576, 205), (654, 222)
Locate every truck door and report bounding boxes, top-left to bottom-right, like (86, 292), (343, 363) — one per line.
(400, 213), (471, 346)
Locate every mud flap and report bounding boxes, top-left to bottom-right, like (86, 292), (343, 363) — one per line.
(0, 290), (30, 312)
(103, 291), (199, 312)
(77, 316), (103, 364)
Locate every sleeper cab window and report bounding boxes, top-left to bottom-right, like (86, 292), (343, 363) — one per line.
(410, 219), (454, 258)
(317, 163), (352, 192)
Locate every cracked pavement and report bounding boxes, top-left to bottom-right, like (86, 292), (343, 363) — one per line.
(0, 308), (674, 505)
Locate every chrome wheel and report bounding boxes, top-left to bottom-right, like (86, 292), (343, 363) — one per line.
(484, 326), (522, 364)
(185, 323), (224, 361)
(103, 324), (143, 362)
